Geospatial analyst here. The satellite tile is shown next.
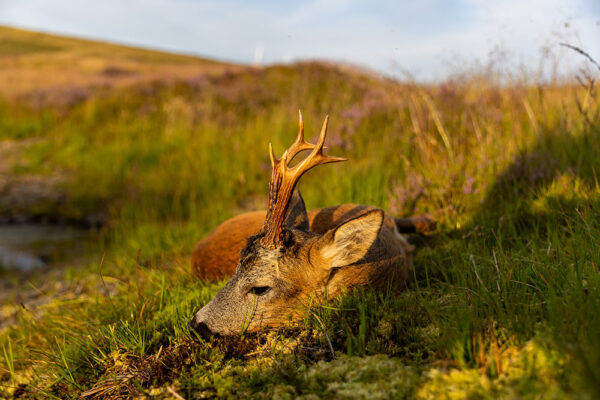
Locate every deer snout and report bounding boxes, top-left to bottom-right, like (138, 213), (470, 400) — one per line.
(188, 318), (216, 339)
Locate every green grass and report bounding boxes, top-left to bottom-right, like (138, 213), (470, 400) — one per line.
(0, 37), (62, 56)
(0, 53), (599, 399)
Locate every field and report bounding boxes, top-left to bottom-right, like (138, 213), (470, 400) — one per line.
(1, 26), (600, 398)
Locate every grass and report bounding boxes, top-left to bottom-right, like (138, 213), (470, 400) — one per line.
(1, 28), (600, 398)
(0, 25), (234, 102)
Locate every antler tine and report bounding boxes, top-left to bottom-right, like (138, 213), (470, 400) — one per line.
(315, 114), (329, 152)
(282, 110), (314, 164)
(298, 109), (304, 141)
(290, 115), (346, 174)
(261, 114), (346, 249)
(268, 143), (276, 168)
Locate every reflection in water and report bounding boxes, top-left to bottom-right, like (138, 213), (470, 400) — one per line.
(0, 224), (85, 271)
(0, 245), (45, 271)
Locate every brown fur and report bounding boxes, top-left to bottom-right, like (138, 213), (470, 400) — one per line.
(189, 201), (417, 336)
(191, 204), (414, 281)
(188, 113), (434, 337)
(191, 211), (265, 280)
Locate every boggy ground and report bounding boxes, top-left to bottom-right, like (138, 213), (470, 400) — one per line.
(1, 27), (600, 399)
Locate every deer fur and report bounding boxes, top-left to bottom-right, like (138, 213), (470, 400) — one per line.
(191, 204), (431, 281)
(188, 113), (430, 338)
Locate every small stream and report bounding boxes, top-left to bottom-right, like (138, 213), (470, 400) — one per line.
(0, 224), (87, 272)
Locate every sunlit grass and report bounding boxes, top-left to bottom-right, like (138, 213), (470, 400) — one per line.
(0, 35), (599, 398)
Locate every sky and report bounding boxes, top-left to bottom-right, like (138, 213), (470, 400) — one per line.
(1, 0), (599, 81)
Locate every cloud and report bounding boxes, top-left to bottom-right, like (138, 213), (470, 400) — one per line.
(0, 0), (598, 80)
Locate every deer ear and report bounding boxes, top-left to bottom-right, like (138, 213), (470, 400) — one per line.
(284, 190), (309, 231)
(317, 210), (384, 267)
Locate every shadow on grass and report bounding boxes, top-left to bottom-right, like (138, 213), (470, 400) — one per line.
(408, 115), (600, 393)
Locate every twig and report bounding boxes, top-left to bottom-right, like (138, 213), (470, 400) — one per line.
(311, 312), (335, 359)
(98, 251), (116, 311)
(167, 385), (185, 400)
(559, 43), (600, 73)
(470, 254), (488, 292)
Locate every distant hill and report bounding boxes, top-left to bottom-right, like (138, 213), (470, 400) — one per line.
(0, 25), (240, 99)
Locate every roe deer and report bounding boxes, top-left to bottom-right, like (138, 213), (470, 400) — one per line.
(189, 112), (431, 337)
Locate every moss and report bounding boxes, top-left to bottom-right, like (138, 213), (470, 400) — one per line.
(416, 339), (579, 400)
(1, 33), (600, 398)
(294, 355), (419, 399)
(179, 354), (420, 399)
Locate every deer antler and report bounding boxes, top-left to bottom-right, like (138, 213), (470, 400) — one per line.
(260, 111), (346, 249)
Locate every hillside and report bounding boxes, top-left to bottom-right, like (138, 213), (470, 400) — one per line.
(0, 25), (238, 101)
(1, 27), (600, 399)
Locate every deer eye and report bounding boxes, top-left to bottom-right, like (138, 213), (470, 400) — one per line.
(249, 286), (271, 296)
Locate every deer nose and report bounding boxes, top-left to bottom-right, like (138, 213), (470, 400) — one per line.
(188, 319), (214, 340)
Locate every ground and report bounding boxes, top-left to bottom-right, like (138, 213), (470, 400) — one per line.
(1, 26), (599, 399)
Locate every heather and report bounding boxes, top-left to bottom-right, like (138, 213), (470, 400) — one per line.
(1, 26), (599, 398)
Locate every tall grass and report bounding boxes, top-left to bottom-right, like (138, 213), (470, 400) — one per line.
(1, 60), (599, 398)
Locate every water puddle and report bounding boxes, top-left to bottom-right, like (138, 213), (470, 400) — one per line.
(0, 224), (87, 272)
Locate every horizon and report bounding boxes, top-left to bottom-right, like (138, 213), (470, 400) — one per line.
(1, 0), (599, 82)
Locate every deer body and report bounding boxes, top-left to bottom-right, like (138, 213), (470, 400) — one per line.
(189, 113), (425, 338)
(192, 204), (425, 281)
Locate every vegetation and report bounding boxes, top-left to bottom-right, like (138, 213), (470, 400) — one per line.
(1, 27), (599, 398)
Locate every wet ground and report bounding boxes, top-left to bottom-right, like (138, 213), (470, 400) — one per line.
(0, 138), (97, 329)
(0, 224), (94, 330)
(0, 224), (86, 271)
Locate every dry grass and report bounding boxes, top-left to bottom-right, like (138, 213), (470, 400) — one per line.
(0, 25), (240, 102)
(0, 27), (599, 399)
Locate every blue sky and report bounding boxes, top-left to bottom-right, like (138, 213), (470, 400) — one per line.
(1, 0), (598, 81)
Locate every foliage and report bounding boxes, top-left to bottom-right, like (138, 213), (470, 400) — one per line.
(1, 28), (600, 399)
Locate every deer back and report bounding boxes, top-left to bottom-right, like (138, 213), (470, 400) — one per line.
(191, 204), (415, 281)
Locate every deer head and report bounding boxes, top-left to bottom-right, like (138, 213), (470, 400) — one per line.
(189, 112), (404, 338)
